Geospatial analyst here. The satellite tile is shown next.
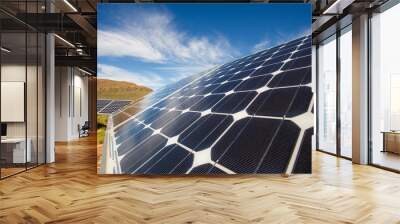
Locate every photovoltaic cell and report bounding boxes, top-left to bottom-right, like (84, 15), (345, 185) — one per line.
(293, 128), (313, 173)
(161, 112), (201, 137)
(250, 63), (283, 77)
(268, 67), (311, 88)
(234, 75), (272, 91)
(212, 91), (257, 114)
(257, 121), (300, 173)
(211, 117), (281, 173)
(247, 87), (298, 117)
(120, 134), (167, 173)
(178, 114), (233, 151)
(140, 144), (190, 174)
(108, 35), (313, 175)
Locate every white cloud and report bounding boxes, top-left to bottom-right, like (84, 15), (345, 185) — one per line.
(252, 27), (311, 53)
(98, 64), (165, 89)
(98, 10), (237, 65)
(98, 30), (164, 62)
(252, 39), (270, 53)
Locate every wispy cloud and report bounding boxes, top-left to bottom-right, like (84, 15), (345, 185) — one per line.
(98, 8), (239, 89)
(252, 39), (271, 53)
(98, 30), (164, 62)
(98, 10), (237, 65)
(252, 27), (311, 53)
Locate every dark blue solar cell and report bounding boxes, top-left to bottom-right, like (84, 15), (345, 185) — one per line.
(161, 112), (201, 137)
(179, 114), (234, 151)
(250, 63), (282, 77)
(212, 117), (282, 173)
(211, 80), (241, 94)
(262, 48), (279, 56)
(254, 53), (272, 61)
(297, 43), (310, 50)
(243, 60), (265, 70)
(175, 96), (204, 110)
(171, 153), (194, 174)
(291, 47), (311, 59)
(234, 75), (272, 91)
(257, 120), (300, 173)
(179, 86), (200, 97)
(302, 70), (311, 84)
(293, 128), (313, 173)
(117, 128), (153, 156)
(193, 78), (210, 87)
(211, 74), (232, 84)
(286, 86), (313, 118)
(196, 84), (220, 95)
(247, 87), (298, 117)
(134, 144), (175, 174)
(172, 97), (191, 108)
(274, 46), (297, 57)
(144, 144), (190, 175)
(264, 53), (291, 65)
(190, 94), (224, 111)
(212, 91), (257, 114)
(120, 134), (167, 173)
(226, 67), (243, 75)
(228, 69), (254, 81)
(281, 55), (311, 70)
(150, 110), (182, 129)
(284, 37), (304, 47)
(114, 119), (138, 135)
(154, 98), (180, 109)
(115, 121), (145, 144)
(139, 108), (162, 124)
(268, 67), (311, 88)
(259, 52), (274, 58)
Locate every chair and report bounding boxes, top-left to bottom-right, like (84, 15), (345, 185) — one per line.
(79, 121), (90, 138)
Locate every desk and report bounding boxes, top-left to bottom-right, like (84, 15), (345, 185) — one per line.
(1, 138), (31, 163)
(382, 131), (400, 154)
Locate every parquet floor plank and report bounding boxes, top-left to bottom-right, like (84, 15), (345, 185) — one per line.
(0, 136), (399, 223)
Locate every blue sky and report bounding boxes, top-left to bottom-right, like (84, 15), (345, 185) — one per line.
(98, 4), (311, 90)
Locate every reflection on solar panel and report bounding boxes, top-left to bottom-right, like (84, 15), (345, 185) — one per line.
(103, 35), (313, 175)
(98, 100), (131, 114)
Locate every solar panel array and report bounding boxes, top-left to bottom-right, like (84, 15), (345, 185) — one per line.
(109, 35), (313, 175)
(112, 70), (211, 126)
(97, 100), (132, 114)
(97, 100), (112, 112)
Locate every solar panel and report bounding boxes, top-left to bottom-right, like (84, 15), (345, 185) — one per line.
(98, 100), (132, 114)
(106, 35), (313, 175)
(97, 99), (112, 112)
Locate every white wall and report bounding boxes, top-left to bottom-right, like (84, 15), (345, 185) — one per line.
(54, 67), (89, 141)
(312, 45), (317, 150)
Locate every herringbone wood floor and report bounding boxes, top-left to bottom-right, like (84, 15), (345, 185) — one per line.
(1, 136), (400, 224)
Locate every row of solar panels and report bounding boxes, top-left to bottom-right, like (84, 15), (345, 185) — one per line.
(97, 99), (132, 114)
(106, 35), (313, 175)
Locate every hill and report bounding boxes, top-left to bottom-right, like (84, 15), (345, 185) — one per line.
(97, 79), (152, 102)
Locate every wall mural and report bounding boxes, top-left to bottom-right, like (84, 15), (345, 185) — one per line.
(97, 4), (313, 175)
